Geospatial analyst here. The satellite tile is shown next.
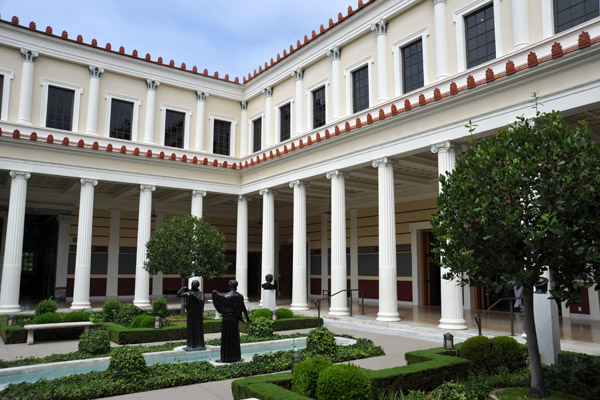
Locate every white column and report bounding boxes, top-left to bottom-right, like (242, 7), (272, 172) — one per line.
(373, 158), (400, 321)
(194, 91), (208, 151)
(350, 209), (358, 302)
(0, 171), (30, 313)
(236, 195), (249, 302)
(511, 0), (530, 50)
(133, 185), (155, 308)
(326, 170), (349, 316)
(0, 212), (7, 287)
(327, 47), (342, 120)
(263, 87), (273, 147)
(71, 179), (98, 309)
(432, 141), (467, 329)
(143, 79), (160, 144)
(240, 102), (249, 157)
(371, 21), (388, 103)
(85, 66), (104, 135)
(433, 0), (448, 80)
(17, 49), (38, 125)
(188, 190), (206, 290)
(54, 215), (72, 297)
(292, 69), (304, 135)
(290, 180), (309, 311)
(151, 213), (164, 297)
(541, 0), (554, 39)
(321, 214), (329, 295)
(259, 188), (276, 305)
(106, 209), (120, 298)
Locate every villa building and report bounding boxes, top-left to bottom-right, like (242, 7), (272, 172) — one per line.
(0, 0), (599, 328)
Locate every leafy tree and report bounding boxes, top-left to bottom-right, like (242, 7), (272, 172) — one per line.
(431, 111), (600, 398)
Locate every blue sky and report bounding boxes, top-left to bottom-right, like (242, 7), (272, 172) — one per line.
(0, 0), (358, 81)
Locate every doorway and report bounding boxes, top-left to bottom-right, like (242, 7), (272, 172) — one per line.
(247, 252), (261, 300)
(421, 230), (441, 306)
(20, 214), (58, 301)
(279, 244), (293, 299)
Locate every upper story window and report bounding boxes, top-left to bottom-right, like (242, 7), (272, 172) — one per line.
(164, 110), (185, 148)
(46, 86), (75, 131)
(279, 103), (291, 142)
(109, 99), (133, 140)
(253, 117), (262, 153)
(213, 119), (231, 156)
(312, 86), (326, 129)
(465, 3), (496, 69)
(352, 65), (369, 113)
(555, 0), (599, 33)
(402, 39), (424, 94)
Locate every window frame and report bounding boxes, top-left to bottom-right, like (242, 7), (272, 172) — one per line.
(453, 0), (502, 72)
(392, 28), (429, 97)
(552, 0), (600, 35)
(0, 69), (14, 121)
(305, 79), (329, 131)
(159, 104), (191, 149)
(40, 78), (83, 132)
(344, 57), (373, 116)
(104, 92), (141, 141)
(209, 113), (238, 156)
(275, 97), (294, 143)
(252, 115), (263, 153)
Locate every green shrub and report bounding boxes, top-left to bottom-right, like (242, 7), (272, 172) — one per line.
(429, 381), (470, 400)
(151, 298), (168, 319)
(79, 329), (111, 355)
(62, 311), (90, 322)
(544, 351), (600, 400)
(108, 346), (148, 380)
(102, 300), (122, 322)
(35, 297), (57, 316)
(33, 313), (62, 324)
(252, 308), (272, 319)
(316, 364), (371, 400)
(277, 308), (294, 319)
(306, 327), (337, 358)
(247, 316), (274, 338)
(129, 315), (156, 329)
(115, 304), (144, 326)
(459, 336), (493, 373)
(490, 336), (526, 372)
(292, 356), (332, 398)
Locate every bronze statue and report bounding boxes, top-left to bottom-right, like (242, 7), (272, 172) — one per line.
(212, 279), (251, 362)
(176, 279), (206, 351)
(261, 273), (276, 290)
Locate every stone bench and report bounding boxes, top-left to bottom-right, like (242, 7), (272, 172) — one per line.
(23, 321), (95, 345)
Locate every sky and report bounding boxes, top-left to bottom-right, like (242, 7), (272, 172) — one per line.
(0, 0), (360, 81)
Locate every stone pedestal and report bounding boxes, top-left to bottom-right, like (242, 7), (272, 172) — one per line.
(534, 292), (560, 366)
(262, 289), (276, 311)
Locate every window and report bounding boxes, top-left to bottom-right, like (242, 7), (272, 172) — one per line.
(465, 4), (496, 69)
(213, 119), (231, 156)
(352, 66), (369, 113)
(109, 99), (133, 140)
(312, 86), (326, 129)
(0, 75), (3, 118)
(253, 117), (262, 153)
(46, 86), (75, 131)
(21, 252), (34, 272)
(164, 110), (185, 148)
(279, 103), (291, 141)
(555, 0), (599, 33)
(402, 40), (424, 94)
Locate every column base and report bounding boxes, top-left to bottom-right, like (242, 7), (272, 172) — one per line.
(70, 302), (91, 310)
(376, 312), (401, 322)
(290, 303), (309, 311)
(438, 318), (468, 330)
(0, 305), (22, 314)
(328, 308), (349, 316)
(133, 300), (151, 309)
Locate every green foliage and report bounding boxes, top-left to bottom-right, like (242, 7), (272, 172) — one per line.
(306, 327), (337, 358)
(151, 298), (168, 319)
(33, 312), (62, 324)
(429, 382), (471, 400)
(78, 329), (111, 355)
(129, 315), (156, 329)
(35, 297), (57, 316)
(115, 304), (144, 326)
(377, 390), (427, 400)
(252, 308), (273, 319)
(544, 351), (600, 400)
(315, 364), (371, 400)
(102, 300), (122, 322)
(246, 316), (274, 338)
(0, 315), (27, 344)
(108, 346), (148, 380)
(490, 336), (527, 373)
(144, 214), (229, 281)
(62, 311), (90, 322)
(276, 308), (294, 319)
(292, 356), (332, 398)
(459, 336), (493, 373)
(495, 387), (581, 400)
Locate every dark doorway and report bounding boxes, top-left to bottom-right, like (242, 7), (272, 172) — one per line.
(20, 214), (58, 301)
(279, 244), (293, 299)
(475, 286), (513, 312)
(421, 230), (441, 306)
(247, 252), (261, 300)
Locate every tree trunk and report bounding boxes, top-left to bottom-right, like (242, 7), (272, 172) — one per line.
(180, 277), (187, 315)
(523, 286), (548, 398)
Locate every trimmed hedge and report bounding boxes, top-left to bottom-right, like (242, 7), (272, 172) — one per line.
(0, 315), (27, 344)
(0, 315), (96, 344)
(233, 373), (311, 400)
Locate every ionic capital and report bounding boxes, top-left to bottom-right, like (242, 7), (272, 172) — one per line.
(431, 141), (456, 154)
(291, 68), (304, 80)
(20, 48), (38, 62)
(80, 178), (98, 186)
(262, 87), (273, 97)
(192, 190), (207, 197)
(240, 101), (248, 111)
(370, 19), (388, 35)
(88, 65), (104, 78)
(259, 188), (278, 196)
(9, 171), (31, 180)
(326, 169), (349, 180)
(146, 79), (160, 90)
(372, 157), (397, 168)
(289, 180), (310, 189)
(140, 184), (156, 192)
(433, 0), (446, 4)
(326, 46), (342, 60)
(238, 195), (251, 202)
(196, 91), (209, 101)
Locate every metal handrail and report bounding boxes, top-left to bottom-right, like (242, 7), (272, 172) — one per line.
(475, 296), (518, 336)
(320, 288), (365, 317)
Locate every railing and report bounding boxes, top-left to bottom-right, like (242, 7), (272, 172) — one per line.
(474, 296), (518, 336)
(313, 288), (365, 325)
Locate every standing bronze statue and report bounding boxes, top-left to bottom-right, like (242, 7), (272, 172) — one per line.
(212, 279), (251, 362)
(176, 279), (206, 351)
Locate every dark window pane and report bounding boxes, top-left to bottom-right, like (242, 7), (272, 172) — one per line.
(164, 110), (185, 148)
(554, 0), (599, 33)
(312, 86), (326, 129)
(0, 75), (3, 117)
(465, 3), (496, 69)
(253, 117), (262, 153)
(280, 103), (291, 141)
(46, 86), (74, 131)
(402, 39), (424, 93)
(213, 119), (231, 156)
(352, 65), (369, 113)
(109, 99), (133, 140)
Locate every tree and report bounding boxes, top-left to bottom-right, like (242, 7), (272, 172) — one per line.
(144, 214), (229, 297)
(431, 111), (600, 398)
